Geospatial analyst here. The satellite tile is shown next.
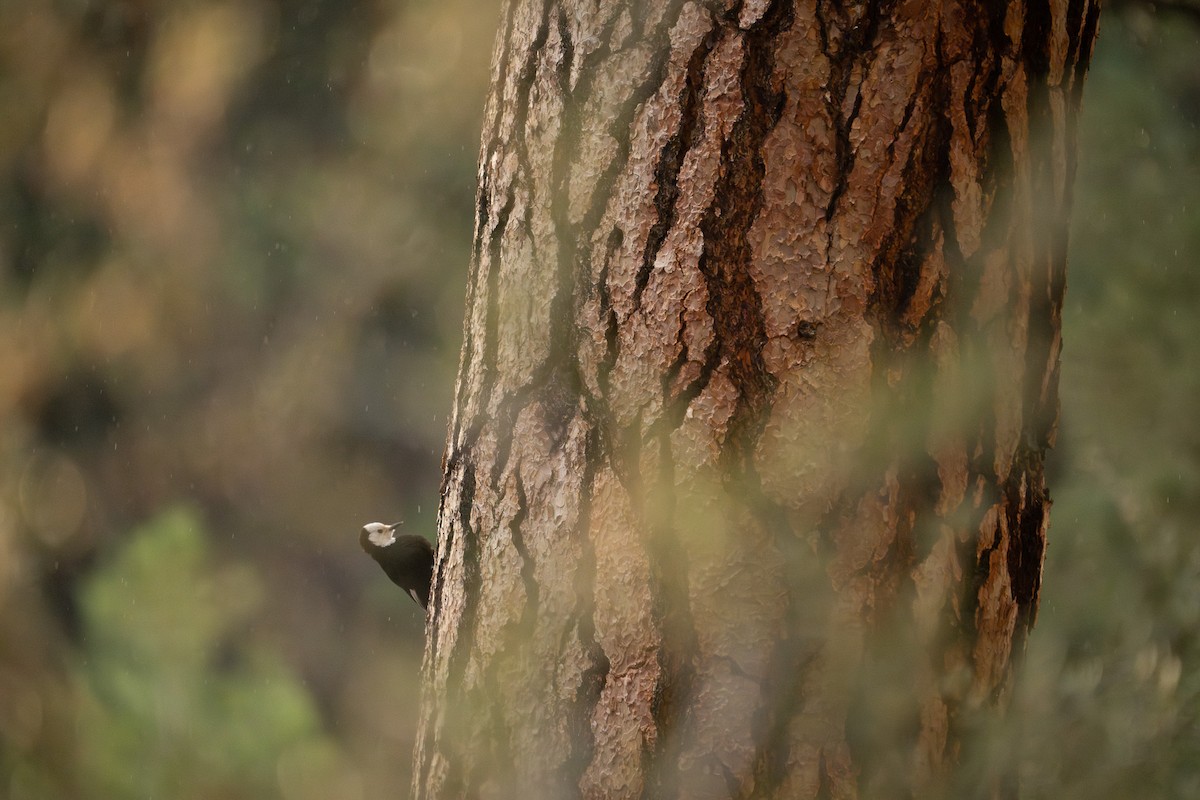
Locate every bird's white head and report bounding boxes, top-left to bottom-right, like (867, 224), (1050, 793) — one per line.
(362, 521), (398, 548)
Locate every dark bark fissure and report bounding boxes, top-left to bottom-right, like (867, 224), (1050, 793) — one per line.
(870, 84), (945, 341)
(933, 186), (967, 325)
(974, 519), (1004, 611)
(909, 447), (953, 565)
(573, 0), (691, 244)
(696, 0), (792, 452)
(509, 475), (538, 625)
(480, 186), (518, 439)
(978, 98), (1015, 262)
(960, 3), (1009, 146)
(548, 5), (647, 423)
(954, 454), (1001, 647)
(1022, 0), (1055, 79)
(563, 428), (610, 795)
(880, 204), (939, 341)
(550, 4), (634, 248)
(595, 226), (625, 401)
(1064, 0), (1091, 68)
(549, 4), (583, 365)
(455, 169), (490, 446)
(1021, 20), (1064, 459)
(633, 20), (719, 315)
(422, 471), (460, 795)
(436, 458), (481, 796)
(1074, 6), (1102, 100)
(1023, 288), (1060, 455)
(814, 2), (888, 227)
(484, 0), (521, 173)
(581, 0), (698, 436)
(753, 639), (824, 795)
(659, 317), (717, 433)
(1004, 460), (1047, 645)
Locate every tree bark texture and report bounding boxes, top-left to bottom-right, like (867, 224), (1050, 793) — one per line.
(415, 1), (1099, 798)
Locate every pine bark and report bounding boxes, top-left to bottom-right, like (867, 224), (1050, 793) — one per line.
(414, 1), (1100, 798)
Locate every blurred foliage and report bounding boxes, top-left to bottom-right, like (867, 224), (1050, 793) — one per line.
(0, 0), (502, 795)
(71, 508), (351, 799)
(0, 0), (1196, 798)
(1012, 7), (1200, 798)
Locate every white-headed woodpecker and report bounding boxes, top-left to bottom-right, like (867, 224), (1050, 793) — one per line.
(360, 522), (435, 611)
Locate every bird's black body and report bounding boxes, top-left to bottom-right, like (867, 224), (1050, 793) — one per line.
(360, 523), (435, 610)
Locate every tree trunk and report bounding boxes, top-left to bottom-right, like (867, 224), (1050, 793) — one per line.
(414, 1), (1100, 798)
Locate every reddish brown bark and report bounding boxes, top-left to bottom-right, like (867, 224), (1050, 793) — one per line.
(415, 1), (1100, 798)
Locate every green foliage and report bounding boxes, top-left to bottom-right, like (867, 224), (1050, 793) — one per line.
(72, 509), (346, 800)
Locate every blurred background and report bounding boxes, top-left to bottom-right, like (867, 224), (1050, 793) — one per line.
(0, 1), (1195, 798)
(0, 0), (500, 796)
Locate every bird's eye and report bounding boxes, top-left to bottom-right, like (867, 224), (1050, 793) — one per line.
(368, 528), (395, 547)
